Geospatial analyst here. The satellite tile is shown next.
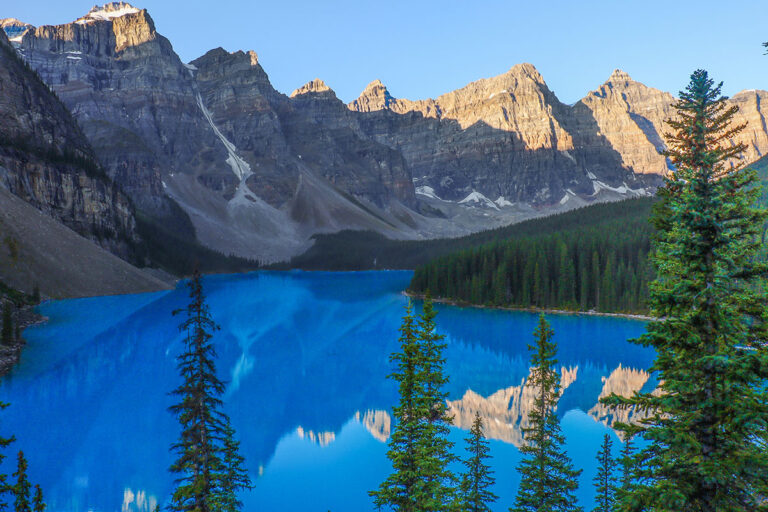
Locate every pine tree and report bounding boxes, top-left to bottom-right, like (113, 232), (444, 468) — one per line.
(460, 412), (497, 512)
(615, 437), (636, 505)
(31, 486), (44, 512)
(370, 301), (425, 511)
(1, 304), (12, 346)
(216, 422), (252, 512)
(0, 402), (15, 510)
(416, 294), (457, 510)
(370, 297), (457, 511)
(604, 70), (768, 511)
(591, 434), (615, 512)
(512, 315), (582, 512)
(168, 269), (249, 512)
(13, 451), (31, 512)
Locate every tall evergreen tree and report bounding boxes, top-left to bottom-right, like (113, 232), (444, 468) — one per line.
(591, 435), (616, 512)
(0, 402), (15, 510)
(416, 294), (457, 509)
(512, 315), (582, 512)
(460, 412), (497, 512)
(31, 486), (44, 512)
(604, 70), (768, 511)
(12, 451), (31, 512)
(216, 423), (252, 512)
(370, 301), (425, 511)
(168, 269), (249, 512)
(370, 297), (457, 511)
(615, 437), (636, 505)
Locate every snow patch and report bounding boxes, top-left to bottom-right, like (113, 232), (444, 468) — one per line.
(488, 89), (508, 100)
(66, 56), (82, 60)
(586, 171), (598, 180)
(76, 4), (140, 24)
(195, 90), (254, 204)
(459, 190), (500, 210)
(8, 35), (23, 43)
(494, 196), (514, 208)
(183, 62), (197, 71)
(562, 150), (577, 164)
(416, 186), (440, 200)
(559, 194), (570, 205)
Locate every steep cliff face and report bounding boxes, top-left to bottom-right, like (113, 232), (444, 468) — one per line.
(0, 28), (137, 257)
(10, 3), (229, 218)
(5, 3), (766, 263)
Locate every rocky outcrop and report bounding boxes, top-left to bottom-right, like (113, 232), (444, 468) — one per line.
(0, 28), (137, 258)
(4, 3), (766, 262)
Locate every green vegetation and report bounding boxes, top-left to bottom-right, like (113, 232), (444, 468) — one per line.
(13, 451), (31, 512)
(285, 197), (656, 271)
(603, 70), (768, 511)
(592, 435), (616, 512)
(512, 315), (582, 512)
(168, 270), (251, 512)
(369, 296), (457, 511)
(459, 412), (497, 512)
(409, 201), (653, 314)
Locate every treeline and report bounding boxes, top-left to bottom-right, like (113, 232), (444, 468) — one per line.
(285, 197), (656, 271)
(409, 207), (654, 314)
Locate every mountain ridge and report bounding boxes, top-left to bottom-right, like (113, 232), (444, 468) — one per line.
(2, 3), (766, 263)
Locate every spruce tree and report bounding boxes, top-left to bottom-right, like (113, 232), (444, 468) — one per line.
(31, 486), (44, 512)
(615, 437), (635, 504)
(370, 301), (425, 511)
(216, 422), (252, 512)
(0, 402), (15, 510)
(604, 70), (768, 511)
(370, 297), (457, 511)
(512, 315), (582, 512)
(1, 304), (12, 346)
(460, 412), (497, 512)
(13, 451), (31, 512)
(591, 434), (615, 512)
(169, 269), (249, 512)
(416, 294), (457, 509)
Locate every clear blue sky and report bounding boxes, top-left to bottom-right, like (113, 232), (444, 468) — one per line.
(6, 0), (767, 103)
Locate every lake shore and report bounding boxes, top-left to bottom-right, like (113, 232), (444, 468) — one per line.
(403, 291), (654, 321)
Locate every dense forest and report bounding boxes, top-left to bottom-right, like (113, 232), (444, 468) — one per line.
(409, 201), (654, 314)
(407, 156), (768, 315)
(285, 197), (656, 271)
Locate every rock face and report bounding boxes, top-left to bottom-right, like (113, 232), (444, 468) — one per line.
(0, 28), (137, 258)
(4, 3), (767, 262)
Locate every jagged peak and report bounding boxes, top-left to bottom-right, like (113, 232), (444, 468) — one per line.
(607, 69), (633, 83)
(364, 79), (386, 91)
(506, 62), (544, 82)
(76, 2), (142, 25)
(0, 18), (35, 43)
(290, 78), (334, 98)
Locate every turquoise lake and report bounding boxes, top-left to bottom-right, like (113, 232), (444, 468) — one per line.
(1, 271), (654, 511)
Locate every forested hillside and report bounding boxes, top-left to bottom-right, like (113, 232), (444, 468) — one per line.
(409, 202), (654, 313)
(286, 198), (655, 270)
(408, 157), (768, 314)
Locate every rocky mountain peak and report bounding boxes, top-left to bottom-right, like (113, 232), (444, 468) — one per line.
(606, 69), (633, 84)
(76, 2), (141, 24)
(506, 62), (544, 82)
(349, 79), (395, 112)
(290, 78), (335, 98)
(0, 18), (34, 43)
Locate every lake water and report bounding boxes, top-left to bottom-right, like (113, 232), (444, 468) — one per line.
(1, 271), (653, 511)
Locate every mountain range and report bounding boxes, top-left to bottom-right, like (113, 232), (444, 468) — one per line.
(1, 2), (766, 276)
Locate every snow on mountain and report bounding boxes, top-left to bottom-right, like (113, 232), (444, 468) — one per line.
(415, 186), (440, 200)
(76, 2), (140, 24)
(459, 191), (500, 210)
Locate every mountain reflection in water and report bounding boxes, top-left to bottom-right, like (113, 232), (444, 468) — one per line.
(2, 271), (653, 512)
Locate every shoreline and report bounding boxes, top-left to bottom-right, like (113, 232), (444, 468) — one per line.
(403, 291), (654, 321)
